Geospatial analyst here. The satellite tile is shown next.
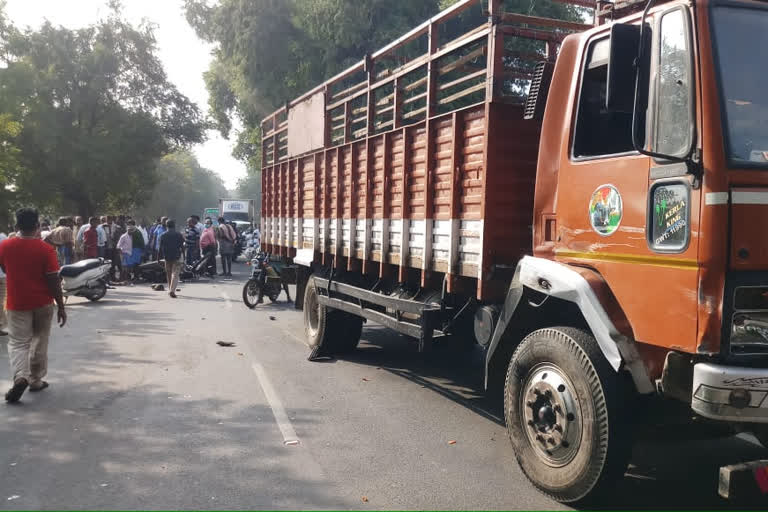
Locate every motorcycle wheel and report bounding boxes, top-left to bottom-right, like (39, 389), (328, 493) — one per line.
(242, 279), (262, 309)
(87, 280), (107, 302)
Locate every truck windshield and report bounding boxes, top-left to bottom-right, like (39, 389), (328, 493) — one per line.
(712, 4), (768, 167)
(224, 212), (250, 222)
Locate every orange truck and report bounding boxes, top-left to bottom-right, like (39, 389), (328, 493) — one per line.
(260, 0), (768, 502)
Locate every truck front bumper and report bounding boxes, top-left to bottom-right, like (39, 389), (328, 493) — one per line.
(692, 363), (768, 423)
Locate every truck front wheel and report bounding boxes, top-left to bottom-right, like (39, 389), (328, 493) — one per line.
(504, 327), (633, 503)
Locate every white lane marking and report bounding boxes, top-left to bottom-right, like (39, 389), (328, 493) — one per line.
(732, 190), (768, 205)
(705, 192), (729, 205)
(220, 291), (233, 310)
(251, 362), (300, 446)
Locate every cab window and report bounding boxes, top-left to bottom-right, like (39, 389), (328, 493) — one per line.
(573, 38), (638, 158)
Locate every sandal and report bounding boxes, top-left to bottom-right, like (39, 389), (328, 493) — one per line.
(29, 381), (49, 392)
(5, 377), (28, 402)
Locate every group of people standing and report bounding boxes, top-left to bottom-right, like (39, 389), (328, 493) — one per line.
(138, 215), (238, 298)
(182, 215), (238, 278)
(0, 207), (247, 403)
(40, 215), (149, 283)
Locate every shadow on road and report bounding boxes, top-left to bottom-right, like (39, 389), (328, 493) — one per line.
(0, 294), (344, 510)
(340, 325), (768, 510)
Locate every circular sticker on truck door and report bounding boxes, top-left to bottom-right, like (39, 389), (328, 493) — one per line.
(589, 185), (623, 236)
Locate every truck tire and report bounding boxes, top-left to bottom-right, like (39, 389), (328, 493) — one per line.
(304, 278), (364, 356)
(504, 327), (632, 503)
(304, 279), (335, 351)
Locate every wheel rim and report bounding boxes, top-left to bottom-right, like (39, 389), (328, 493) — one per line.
(246, 281), (260, 303)
(520, 363), (583, 467)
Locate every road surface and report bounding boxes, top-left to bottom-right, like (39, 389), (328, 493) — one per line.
(0, 261), (765, 510)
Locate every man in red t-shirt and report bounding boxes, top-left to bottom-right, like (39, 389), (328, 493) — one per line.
(0, 208), (67, 403)
(83, 216), (100, 259)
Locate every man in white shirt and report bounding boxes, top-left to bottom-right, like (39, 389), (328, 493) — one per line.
(192, 215), (204, 236)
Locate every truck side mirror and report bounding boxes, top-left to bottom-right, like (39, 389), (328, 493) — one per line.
(606, 23), (642, 113)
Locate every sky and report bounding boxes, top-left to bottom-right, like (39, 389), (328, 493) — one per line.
(4, 0), (247, 189)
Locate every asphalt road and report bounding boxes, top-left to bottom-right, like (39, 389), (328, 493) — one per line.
(0, 259), (766, 510)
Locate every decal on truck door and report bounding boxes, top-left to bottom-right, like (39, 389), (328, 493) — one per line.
(589, 185), (623, 236)
(649, 181), (690, 253)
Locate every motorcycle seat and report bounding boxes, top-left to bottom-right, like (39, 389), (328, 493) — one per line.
(60, 258), (105, 278)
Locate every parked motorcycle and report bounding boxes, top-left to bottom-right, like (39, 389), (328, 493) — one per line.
(242, 230), (260, 261)
(242, 252), (291, 308)
(59, 258), (112, 302)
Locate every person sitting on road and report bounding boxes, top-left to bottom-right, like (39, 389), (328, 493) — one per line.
(159, 219), (185, 298)
(0, 208), (67, 403)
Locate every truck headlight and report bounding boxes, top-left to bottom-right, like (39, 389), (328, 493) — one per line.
(731, 312), (768, 354)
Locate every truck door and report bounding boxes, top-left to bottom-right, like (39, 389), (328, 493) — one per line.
(555, 6), (701, 362)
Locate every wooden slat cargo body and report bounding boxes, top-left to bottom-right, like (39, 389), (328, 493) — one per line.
(260, 0), (589, 302)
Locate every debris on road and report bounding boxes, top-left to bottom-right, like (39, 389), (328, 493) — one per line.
(7, 495), (20, 501)
(361, 496), (369, 503)
(151, 284), (165, 291)
(216, 341), (236, 347)
(269, 316), (276, 321)
(362, 377), (370, 382)
(448, 440), (457, 445)
(237, 352), (244, 356)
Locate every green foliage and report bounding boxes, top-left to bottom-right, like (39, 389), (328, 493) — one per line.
(186, 0), (582, 179)
(134, 150), (228, 225)
(234, 171), (261, 211)
(0, 2), (206, 217)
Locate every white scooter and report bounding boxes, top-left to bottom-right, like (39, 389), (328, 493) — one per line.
(59, 258), (112, 302)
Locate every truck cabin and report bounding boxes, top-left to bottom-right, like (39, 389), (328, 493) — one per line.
(530, 0), (768, 388)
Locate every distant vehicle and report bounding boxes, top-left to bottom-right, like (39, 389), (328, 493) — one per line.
(203, 208), (220, 225)
(219, 199), (255, 226)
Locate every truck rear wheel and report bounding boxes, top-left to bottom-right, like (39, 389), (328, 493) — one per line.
(303, 278), (363, 356)
(504, 327), (632, 503)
